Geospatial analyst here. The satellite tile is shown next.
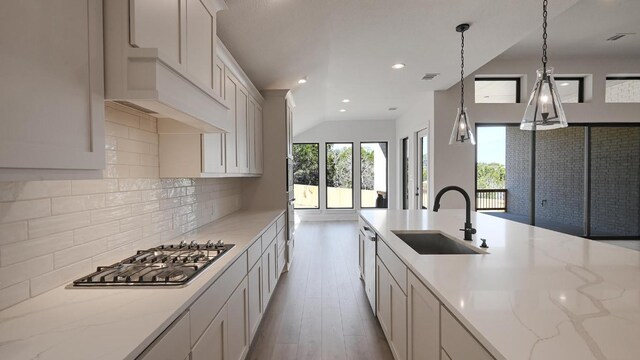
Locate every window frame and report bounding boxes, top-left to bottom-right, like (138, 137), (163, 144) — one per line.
(554, 76), (585, 103)
(474, 77), (522, 104)
(292, 142), (320, 210)
(325, 142), (355, 210)
(359, 141), (389, 209)
(605, 76), (640, 103)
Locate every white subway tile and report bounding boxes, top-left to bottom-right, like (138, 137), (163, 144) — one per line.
(139, 117), (157, 132)
(51, 194), (105, 215)
(28, 211), (91, 239)
(0, 281), (30, 311)
(106, 150), (140, 166)
(0, 181), (71, 202)
(0, 255), (53, 289)
(54, 238), (107, 269)
(91, 205), (131, 224)
(105, 121), (129, 138)
(129, 166), (159, 179)
(118, 179), (151, 192)
(117, 138), (150, 154)
(0, 199), (51, 223)
(143, 219), (172, 238)
(140, 189), (165, 202)
(129, 128), (158, 144)
(166, 187), (187, 198)
(1, 232), (73, 266)
(151, 210), (174, 224)
(181, 195), (197, 205)
(71, 179), (118, 195)
(105, 136), (117, 150)
(105, 191), (142, 207)
(30, 259), (92, 296)
(159, 198), (181, 210)
(119, 213), (152, 232)
(148, 143), (159, 155)
(139, 154), (159, 166)
(74, 221), (120, 244)
(106, 228), (143, 250)
(106, 106), (140, 128)
(0, 222), (28, 245)
(91, 243), (134, 268)
(134, 234), (163, 249)
(131, 201), (160, 216)
(103, 165), (131, 179)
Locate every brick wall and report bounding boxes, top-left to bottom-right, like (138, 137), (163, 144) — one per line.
(505, 127), (531, 216)
(0, 104), (242, 310)
(590, 127), (640, 236)
(606, 79), (640, 103)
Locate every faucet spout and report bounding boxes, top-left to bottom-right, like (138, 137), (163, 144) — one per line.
(432, 186), (476, 241)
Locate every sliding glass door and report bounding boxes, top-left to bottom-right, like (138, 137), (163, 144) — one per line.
(418, 128), (429, 209)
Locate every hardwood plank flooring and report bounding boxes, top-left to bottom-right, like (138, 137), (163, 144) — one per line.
(246, 221), (393, 360)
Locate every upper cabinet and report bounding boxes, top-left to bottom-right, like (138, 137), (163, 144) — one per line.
(0, 0), (105, 180)
(104, 0), (231, 133)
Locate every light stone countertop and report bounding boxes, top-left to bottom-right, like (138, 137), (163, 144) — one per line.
(359, 209), (640, 360)
(0, 209), (284, 360)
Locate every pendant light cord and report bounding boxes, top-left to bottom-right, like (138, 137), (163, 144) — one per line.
(460, 29), (465, 109)
(542, 0), (548, 72)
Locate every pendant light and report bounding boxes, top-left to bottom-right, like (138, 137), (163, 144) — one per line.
(521, 0), (567, 131)
(450, 23), (475, 145)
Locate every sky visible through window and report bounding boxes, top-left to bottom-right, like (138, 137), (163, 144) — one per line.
(477, 126), (506, 165)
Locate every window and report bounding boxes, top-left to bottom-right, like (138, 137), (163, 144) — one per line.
(293, 143), (319, 209)
(555, 77), (584, 103)
(418, 129), (429, 209)
(360, 142), (388, 208)
(606, 76), (640, 103)
(475, 77), (521, 103)
(326, 143), (353, 209)
(475, 126), (506, 212)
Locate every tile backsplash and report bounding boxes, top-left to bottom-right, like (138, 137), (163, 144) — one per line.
(0, 103), (241, 310)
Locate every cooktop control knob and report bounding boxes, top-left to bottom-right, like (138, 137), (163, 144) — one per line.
(189, 240), (198, 249)
(216, 240), (225, 248)
(206, 240), (214, 248)
(179, 240), (187, 248)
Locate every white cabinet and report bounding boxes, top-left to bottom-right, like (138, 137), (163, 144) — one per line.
(441, 307), (494, 360)
(191, 305), (227, 360)
(407, 272), (440, 360)
(0, 0), (105, 180)
(363, 228), (376, 314)
(376, 257), (407, 360)
(261, 237), (278, 309)
(227, 278), (249, 360)
(254, 104), (264, 174)
(248, 259), (263, 342)
(138, 311), (191, 360)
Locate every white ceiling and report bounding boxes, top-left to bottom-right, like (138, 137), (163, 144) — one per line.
(217, 0), (579, 135)
(499, 0), (640, 60)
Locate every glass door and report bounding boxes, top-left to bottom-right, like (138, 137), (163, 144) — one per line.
(402, 137), (409, 209)
(417, 128), (429, 209)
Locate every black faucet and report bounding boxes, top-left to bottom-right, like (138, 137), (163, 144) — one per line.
(432, 186), (476, 241)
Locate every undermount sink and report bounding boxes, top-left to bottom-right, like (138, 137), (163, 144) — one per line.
(391, 231), (485, 255)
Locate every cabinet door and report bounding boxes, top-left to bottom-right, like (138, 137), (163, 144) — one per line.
(254, 104), (264, 174)
(248, 97), (257, 174)
(185, 0), (214, 89)
(236, 85), (249, 174)
(228, 278), (249, 360)
(407, 272), (439, 360)
(214, 57), (225, 100)
(130, 0), (183, 66)
(0, 0), (105, 173)
(261, 242), (274, 309)
(139, 311), (191, 360)
(358, 231), (365, 279)
(271, 239), (280, 286)
(441, 307), (494, 360)
(191, 305), (227, 360)
(248, 260), (263, 342)
(364, 236), (376, 313)
(224, 70), (239, 173)
(377, 257), (407, 360)
(202, 133), (226, 174)
(285, 100), (294, 158)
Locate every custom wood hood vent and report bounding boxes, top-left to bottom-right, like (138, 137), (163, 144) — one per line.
(104, 0), (231, 133)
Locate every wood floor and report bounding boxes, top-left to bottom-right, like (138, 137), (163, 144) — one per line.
(246, 221), (394, 360)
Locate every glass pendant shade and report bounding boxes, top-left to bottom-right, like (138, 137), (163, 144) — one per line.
(521, 67), (568, 131)
(449, 107), (476, 145)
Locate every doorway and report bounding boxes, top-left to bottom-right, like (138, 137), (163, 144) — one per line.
(402, 137), (409, 209)
(417, 128), (429, 209)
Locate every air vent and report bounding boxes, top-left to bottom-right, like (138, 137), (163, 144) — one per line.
(388, 107), (398, 111)
(422, 73), (440, 80)
(113, 101), (158, 114)
(606, 33), (635, 41)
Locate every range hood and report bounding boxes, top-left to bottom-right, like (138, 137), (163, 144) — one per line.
(103, 0), (231, 134)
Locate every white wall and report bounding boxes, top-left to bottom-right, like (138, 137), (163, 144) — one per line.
(432, 55), (640, 209)
(293, 119), (396, 220)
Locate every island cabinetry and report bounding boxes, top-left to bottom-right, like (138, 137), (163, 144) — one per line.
(138, 310), (191, 360)
(406, 272), (439, 360)
(376, 248), (408, 360)
(441, 307), (494, 360)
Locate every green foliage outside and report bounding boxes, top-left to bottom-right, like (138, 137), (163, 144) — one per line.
(326, 144), (353, 189)
(293, 144), (319, 185)
(477, 162), (506, 189)
(360, 147), (375, 190)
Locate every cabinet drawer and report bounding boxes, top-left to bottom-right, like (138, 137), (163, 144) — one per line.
(277, 245), (286, 275)
(276, 214), (285, 232)
(247, 237), (262, 270)
(190, 253), (248, 346)
(138, 311), (190, 360)
(261, 223), (277, 253)
(441, 307), (493, 360)
(378, 240), (407, 294)
(276, 228), (286, 253)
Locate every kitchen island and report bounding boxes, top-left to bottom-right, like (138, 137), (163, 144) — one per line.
(360, 209), (640, 360)
(0, 209), (285, 360)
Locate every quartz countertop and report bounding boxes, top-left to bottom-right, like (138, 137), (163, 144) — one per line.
(0, 209), (284, 360)
(359, 209), (640, 360)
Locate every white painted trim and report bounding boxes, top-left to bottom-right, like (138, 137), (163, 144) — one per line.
(217, 38), (264, 104)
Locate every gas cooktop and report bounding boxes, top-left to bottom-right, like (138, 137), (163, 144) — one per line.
(72, 240), (235, 287)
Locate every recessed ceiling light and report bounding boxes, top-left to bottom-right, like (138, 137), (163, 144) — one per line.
(339, 109), (347, 112)
(342, 99), (351, 103)
(297, 77), (308, 84)
(560, 82), (570, 87)
(391, 63), (405, 70)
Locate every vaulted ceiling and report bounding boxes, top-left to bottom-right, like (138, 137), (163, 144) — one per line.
(217, 0), (582, 135)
